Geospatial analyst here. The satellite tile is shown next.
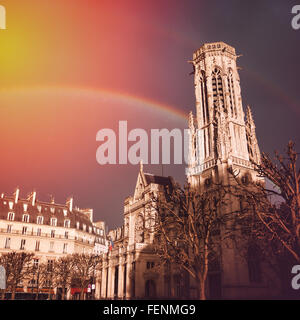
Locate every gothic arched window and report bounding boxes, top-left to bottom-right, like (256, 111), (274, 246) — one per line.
(200, 71), (209, 124)
(212, 67), (224, 109)
(227, 69), (237, 117)
(135, 215), (144, 243)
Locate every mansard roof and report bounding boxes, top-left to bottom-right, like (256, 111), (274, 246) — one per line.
(0, 194), (104, 236)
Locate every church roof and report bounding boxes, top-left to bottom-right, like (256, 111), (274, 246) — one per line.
(144, 173), (173, 187)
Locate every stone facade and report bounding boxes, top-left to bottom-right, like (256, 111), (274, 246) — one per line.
(102, 42), (279, 300)
(0, 189), (107, 298)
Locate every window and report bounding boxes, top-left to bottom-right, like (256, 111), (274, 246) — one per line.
(51, 230), (55, 238)
(33, 259), (39, 269)
(37, 228), (41, 237)
(20, 239), (26, 250)
(65, 231), (69, 239)
(227, 69), (237, 117)
(5, 237), (11, 249)
(22, 214), (29, 223)
(64, 219), (70, 228)
(23, 203), (28, 212)
(49, 241), (54, 252)
(7, 212), (14, 221)
(22, 226), (27, 235)
(212, 67), (224, 109)
(76, 222), (80, 229)
(47, 259), (54, 271)
(63, 243), (68, 254)
(89, 226), (92, 233)
(83, 224), (86, 232)
(146, 261), (155, 269)
(37, 216), (44, 225)
(35, 241), (40, 251)
(50, 217), (57, 227)
(135, 216), (144, 243)
(7, 225), (12, 233)
(200, 70), (209, 124)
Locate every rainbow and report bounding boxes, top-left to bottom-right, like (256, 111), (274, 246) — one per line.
(0, 85), (188, 120)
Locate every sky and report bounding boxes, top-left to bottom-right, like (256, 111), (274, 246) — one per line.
(0, 0), (299, 228)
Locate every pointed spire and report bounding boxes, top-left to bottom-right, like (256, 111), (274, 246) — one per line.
(188, 111), (195, 131)
(246, 105), (255, 128)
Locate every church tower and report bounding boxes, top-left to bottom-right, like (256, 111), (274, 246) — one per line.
(186, 42), (273, 299)
(186, 42), (261, 187)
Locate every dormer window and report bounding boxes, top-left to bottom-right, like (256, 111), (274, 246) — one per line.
(50, 217), (57, 227)
(7, 212), (14, 221)
(83, 224), (87, 232)
(76, 222), (80, 229)
(63, 209), (67, 217)
(23, 203), (28, 212)
(64, 219), (70, 228)
(37, 216), (44, 225)
(50, 207), (55, 214)
(89, 226), (92, 233)
(8, 201), (13, 210)
(22, 214), (30, 223)
(37, 205), (42, 213)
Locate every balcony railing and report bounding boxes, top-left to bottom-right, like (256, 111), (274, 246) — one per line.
(0, 228), (95, 246)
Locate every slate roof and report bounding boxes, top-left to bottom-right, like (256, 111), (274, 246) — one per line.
(0, 195), (103, 236)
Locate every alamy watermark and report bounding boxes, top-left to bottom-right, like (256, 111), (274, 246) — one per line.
(0, 265), (6, 290)
(291, 265), (300, 290)
(96, 121), (190, 165)
(291, 5), (300, 30)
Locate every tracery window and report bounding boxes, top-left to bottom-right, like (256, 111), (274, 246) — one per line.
(135, 215), (144, 243)
(212, 68), (224, 108)
(227, 69), (237, 117)
(200, 71), (209, 124)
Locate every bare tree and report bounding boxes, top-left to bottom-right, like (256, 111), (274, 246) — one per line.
(53, 255), (73, 300)
(0, 251), (34, 300)
(71, 253), (101, 300)
(27, 261), (49, 300)
(230, 141), (300, 264)
(151, 182), (232, 300)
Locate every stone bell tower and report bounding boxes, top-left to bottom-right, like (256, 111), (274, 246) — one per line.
(185, 42), (273, 299)
(186, 42), (261, 187)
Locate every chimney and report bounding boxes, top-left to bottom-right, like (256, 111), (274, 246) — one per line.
(27, 191), (37, 206)
(66, 197), (73, 212)
(13, 188), (20, 204)
(80, 208), (93, 222)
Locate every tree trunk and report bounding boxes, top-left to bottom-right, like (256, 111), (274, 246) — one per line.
(11, 285), (16, 300)
(1, 289), (6, 300)
(80, 287), (85, 300)
(199, 278), (206, 300)
(62, 286), (65, 300)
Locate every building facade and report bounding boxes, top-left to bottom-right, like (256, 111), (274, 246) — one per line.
(185, 41), (276, 299)
(101, 42), (278, 300)
(99, 162), (181, 299)
(0, 188), (107, 298)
